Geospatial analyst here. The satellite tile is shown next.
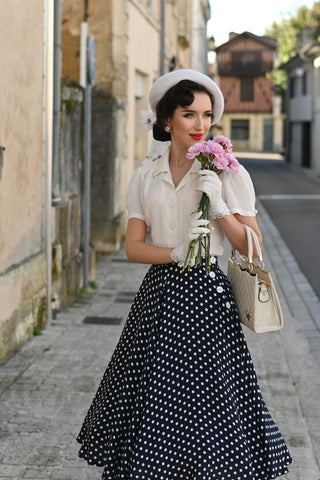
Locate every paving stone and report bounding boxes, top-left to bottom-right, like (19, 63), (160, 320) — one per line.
(0, 430), (14, 457)
(49, 466), (85, 480)
(84, 470), (102, 480)
(21, 467), (50, 479)
(0, 465), (24, 479)
(26, 446), (64, 467)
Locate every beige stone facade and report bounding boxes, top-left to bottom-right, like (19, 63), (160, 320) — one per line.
(0, 0), (47, 362)
(61, 0), (210, 251)
(218, 110), (284, 153)
(191, 0), (211, 73)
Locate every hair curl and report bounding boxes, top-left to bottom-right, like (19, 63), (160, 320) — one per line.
(152, 80), (214, 142)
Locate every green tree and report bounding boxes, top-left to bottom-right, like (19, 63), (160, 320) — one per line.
(265, 2), (320, 91)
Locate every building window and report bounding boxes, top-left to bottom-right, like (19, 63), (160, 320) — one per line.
(231, 51), (264, 75)
(134, 71), (146, 99)
(289, 76), (295, 98)
(302, 71), (307, 95)
(231, 119), (249, 140)
(240, 77), (254, 101)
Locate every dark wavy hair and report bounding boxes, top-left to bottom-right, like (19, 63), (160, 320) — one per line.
(153, 80), (214, 142)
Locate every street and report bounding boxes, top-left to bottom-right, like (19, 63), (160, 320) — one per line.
(241, 156), (320, 300)
(0, 155), (320, 479)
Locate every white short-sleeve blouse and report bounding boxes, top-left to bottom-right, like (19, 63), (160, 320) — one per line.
(126, 149), (257, 256)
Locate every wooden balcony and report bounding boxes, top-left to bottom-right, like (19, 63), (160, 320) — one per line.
(218, 59), (273, 76)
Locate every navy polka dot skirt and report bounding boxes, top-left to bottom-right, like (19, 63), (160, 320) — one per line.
(77, 261), (292, 479)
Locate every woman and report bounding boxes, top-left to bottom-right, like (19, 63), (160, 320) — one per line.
(77, 69), (292, 479)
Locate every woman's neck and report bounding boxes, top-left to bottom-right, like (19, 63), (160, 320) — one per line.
(168, 144), (193, 188)
(169, 144), (189, 169)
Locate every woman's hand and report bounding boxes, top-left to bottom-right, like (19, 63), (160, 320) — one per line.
(197, 170), (230, 219)
(170, 211), (210, 267)
(125, 213), (210, 266)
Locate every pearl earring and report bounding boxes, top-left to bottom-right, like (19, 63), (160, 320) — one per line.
(165, 125), (171, 132)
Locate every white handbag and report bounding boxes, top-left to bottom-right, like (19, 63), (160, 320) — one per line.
(227, 225), (284, 333)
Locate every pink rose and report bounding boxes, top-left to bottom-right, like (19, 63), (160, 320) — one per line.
(186, 143), (205, 160)
(225, 153), (240, 173)
(211, 154), (229, 171)
(205, 140), (224, 156)
(213, 135), (233, 153)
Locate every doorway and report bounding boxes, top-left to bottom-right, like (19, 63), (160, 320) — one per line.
(263, 118), (274, 152)
(301, 122), (311, 168)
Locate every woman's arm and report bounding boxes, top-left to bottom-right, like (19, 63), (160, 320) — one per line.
(125, 218), (174, 264)
(216, 214), (262, 259)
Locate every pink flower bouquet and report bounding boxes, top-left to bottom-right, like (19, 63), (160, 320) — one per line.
(184, 136), (239, 273)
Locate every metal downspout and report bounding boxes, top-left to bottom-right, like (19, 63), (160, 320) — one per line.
(43, 0), (54, 323)
(83, 80), (92, 289)
(80, 22), (92, 289)
(52, 0), (62, 203)
(160, 0), (166, 75)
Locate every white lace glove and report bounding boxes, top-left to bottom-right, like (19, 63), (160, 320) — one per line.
(170, 211), (210, 267)
(197, 170), (230, 219)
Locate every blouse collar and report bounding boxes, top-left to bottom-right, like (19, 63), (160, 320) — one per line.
(152, 149), (170, 178)
(152, 149), (200, 179)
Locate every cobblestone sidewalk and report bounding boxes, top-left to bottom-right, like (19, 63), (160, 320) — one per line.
(0, 201), (319, 480)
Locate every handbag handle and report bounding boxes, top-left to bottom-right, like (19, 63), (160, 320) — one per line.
(244, 225), (263, 263)
(231, 225), (264, 269)
(244, 225), (263, 265)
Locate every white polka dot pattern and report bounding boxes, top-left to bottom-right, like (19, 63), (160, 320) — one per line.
(77, 262), (292, 479)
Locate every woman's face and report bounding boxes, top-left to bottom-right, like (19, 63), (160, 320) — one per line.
(168, 92), (213, 151)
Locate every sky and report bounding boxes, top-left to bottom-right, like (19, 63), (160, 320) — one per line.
(208, 0), (317, 47)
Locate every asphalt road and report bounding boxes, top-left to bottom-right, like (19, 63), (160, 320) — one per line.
(240, 157), (320, 301)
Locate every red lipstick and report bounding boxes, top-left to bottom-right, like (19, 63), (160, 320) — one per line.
(190, 134), (203, 141)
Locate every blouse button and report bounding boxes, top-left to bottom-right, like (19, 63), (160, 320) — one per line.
(168, 200), (175, 208)
(169, 223), (176, 230)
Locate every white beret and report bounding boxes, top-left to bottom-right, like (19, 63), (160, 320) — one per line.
(148, 69), (224, 125)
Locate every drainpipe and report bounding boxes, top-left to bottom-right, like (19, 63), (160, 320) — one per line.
(160, 0), (166, 75)
(83, 75), (92, 289)
(52, 0), (62, 203)
(80, 21), (95, 289)
(43, 0), (54, 323)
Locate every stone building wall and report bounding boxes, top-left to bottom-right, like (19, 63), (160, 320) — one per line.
(51, 82), (95, 311)
(0, 0), (47, 363)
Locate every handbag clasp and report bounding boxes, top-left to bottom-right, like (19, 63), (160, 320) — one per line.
(258, 283), (270, 303)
